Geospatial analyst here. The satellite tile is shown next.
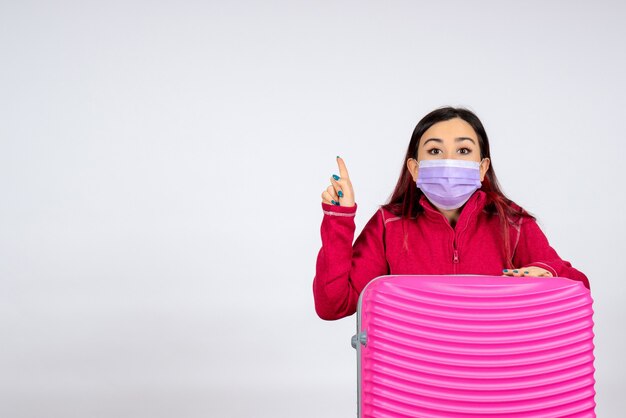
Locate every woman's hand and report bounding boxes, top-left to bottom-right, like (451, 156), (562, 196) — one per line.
(502, 266), (554, 277)
(321, 156), (355, 207)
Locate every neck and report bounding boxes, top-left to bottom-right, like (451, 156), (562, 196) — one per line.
(437, 207), (461, 228)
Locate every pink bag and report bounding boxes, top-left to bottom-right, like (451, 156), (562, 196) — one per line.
(352, 275), (596, 417)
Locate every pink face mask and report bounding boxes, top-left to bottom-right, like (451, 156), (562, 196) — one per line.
(416, 159), (484, 210)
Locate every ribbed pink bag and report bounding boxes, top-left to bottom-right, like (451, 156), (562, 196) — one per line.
(352, 275), (596, 417)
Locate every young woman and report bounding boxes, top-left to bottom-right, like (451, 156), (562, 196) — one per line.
(313, 106), (590, 321)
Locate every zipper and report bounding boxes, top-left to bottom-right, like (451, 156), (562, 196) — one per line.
(452, 248), (458, 274)
(425, 207), (460, 272)
(452, 205), (478, 271)
(421, 194), (482, 274)
(451, 224), (460, 274)
(424, 203), (478, 273)
(445, 218), (458, 272)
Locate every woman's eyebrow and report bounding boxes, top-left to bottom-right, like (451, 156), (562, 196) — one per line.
(423, 137), (476, 145)
(423, 138), (443, 146)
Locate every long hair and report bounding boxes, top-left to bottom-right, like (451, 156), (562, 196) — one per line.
(382, 106), (535, 268)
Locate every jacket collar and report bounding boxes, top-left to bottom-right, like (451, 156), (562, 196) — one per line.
(419, 189), (488, 227)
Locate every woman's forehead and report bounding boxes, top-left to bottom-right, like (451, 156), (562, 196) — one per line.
(421, 118), (477, 142)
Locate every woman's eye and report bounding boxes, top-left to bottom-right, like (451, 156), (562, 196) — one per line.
(428, 149), (441, 155)
(458, 148), (471, 155)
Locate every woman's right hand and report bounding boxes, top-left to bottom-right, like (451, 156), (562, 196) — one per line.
(321, 156), (355, 207)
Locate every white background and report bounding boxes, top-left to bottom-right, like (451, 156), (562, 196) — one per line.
(1, 1), (624, 417)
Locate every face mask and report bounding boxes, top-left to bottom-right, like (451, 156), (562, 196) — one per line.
(416, 158), (484, 210)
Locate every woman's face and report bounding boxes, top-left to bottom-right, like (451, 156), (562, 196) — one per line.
(407, 117), (490, 182)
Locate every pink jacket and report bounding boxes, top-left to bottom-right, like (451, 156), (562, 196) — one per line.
(313, 190), (590, 320)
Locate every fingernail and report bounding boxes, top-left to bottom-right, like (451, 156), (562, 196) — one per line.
(503, 269), (508, 272)
(331, 200), (339, 205)
(338, 190), (344, 198)
(513, 270), (518, 273)
(524, 271), (529, 274)
(336, 155), (340, 159)
(332, 174), (340, 181)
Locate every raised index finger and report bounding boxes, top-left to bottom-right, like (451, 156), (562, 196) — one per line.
(336, 156), (350, 179)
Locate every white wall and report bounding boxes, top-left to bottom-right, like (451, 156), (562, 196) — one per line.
(1, 1), (624, 417)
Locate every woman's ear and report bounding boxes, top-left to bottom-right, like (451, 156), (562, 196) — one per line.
(480, 158), (490, 182)
(407, 158), (418, 182)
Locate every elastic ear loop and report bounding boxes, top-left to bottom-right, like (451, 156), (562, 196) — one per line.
(479, 158), (487, 180)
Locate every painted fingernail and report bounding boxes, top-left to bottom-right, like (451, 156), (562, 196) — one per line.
(331, 200), (339, 205)
(503, 269), (508, 272)
(513, 270), (518, 273)
(336, 155), (340, 159)
(524, 271), (529, 274)
(338, 190), (344, 198)
(332, 174), (340, 181)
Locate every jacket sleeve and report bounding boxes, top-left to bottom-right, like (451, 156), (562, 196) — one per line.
(313, 202), (389, 320)
(513, 216), (590, 290)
